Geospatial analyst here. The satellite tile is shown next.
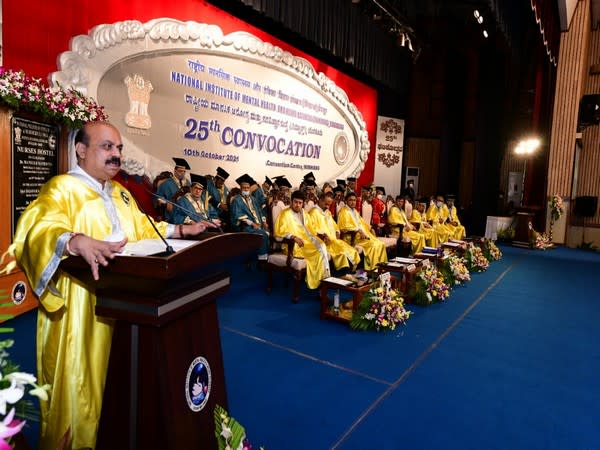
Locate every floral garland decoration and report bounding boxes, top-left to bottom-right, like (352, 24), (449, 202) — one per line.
(0, 67), (108, 128)
(350, 273), (411, 331)
(214, 404), (263, 450)
(440, 255), (471, 287)
(464, 243), (489, 272)
(549, 194), (564, 222)
(411, 265), (450, 306)
(529, 229), (553, 250)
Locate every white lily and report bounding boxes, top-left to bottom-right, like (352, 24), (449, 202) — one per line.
(0, 380), (24, 415)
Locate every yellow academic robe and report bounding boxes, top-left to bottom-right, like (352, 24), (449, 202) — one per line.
(409, 209), (439, 247)
(426, 204), (451, 244)
(446, 205), (467, 239)
(387, 205), (425, 254)
(337, 206), (387, 270)
(307, 205), (360, 270)
(13, 173), (169, 450)
(274, 207), (330, 289)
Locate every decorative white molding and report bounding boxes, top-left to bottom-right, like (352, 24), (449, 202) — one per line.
(51, 18), (370, 180)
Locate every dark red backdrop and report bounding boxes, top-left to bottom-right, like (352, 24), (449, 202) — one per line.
(3, 0), (377, 188)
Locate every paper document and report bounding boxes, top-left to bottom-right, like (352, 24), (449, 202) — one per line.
(322, 277), (354, 286)
(393, 257), (420, 264)
(443, 242), (461, 247)
(119, 239), (198, 256)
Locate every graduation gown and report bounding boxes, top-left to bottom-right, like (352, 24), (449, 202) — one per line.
(446, 205), (467, 240)
(387, 205), (425, 254)
(337, 206), (387, 270)
(230, 194), (269, 256)
(274, 208), (330, 289)
(155, 176), (189, 222)
(173, 191), (217, 224)
(426, 204), (451, 245)
(307, 205), (360, 270)
(13, 170), (170, 450)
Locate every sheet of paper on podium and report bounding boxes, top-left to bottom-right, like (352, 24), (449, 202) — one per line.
(119, 239), (198, 256)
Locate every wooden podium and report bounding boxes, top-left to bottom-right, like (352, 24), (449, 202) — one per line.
(60, 232), (261, 450)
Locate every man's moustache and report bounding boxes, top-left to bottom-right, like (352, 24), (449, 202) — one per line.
(105, 158), (121, 166)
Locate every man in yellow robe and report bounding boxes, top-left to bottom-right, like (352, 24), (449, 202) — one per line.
(307, 192), (360, 271)
(337, 192), (387, 270)
(409, 199), (440, 247)
(387, 195), (425, 254)
(426, 194), (451, 244)
(445, 195), (467, 239)
(13, 122), (213, 450)
(274, 190), (331, 289)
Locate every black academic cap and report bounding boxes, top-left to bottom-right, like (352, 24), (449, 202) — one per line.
(190, 173), (206, 188)
(215, 166), (230, 180)
(273, 175), (292, 189)
(172, 157), (190, 170)
(333, 185), (344, 194)
(336, 179), (347, 188)
(376, 186), (386, 194)
(264, 176), (273, 186)
(347, 176), (357, 182)
(236, 173), (255, 186)
(304, 179), (317, 187)
(303, 171), (316, 181)
(417, 197), (429, 204)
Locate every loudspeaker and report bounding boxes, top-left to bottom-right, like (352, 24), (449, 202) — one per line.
(578, 95), (600, 128)
(574, 196), (598, 217)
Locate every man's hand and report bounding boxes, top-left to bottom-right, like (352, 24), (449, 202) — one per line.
(68, 235), (128, 281)
(293, 236), (304, 247)
(184, 220), (218, 236)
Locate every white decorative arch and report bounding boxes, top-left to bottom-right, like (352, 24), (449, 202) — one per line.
(51, 18), (370, 184)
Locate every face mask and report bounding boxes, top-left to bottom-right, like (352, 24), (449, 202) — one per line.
(242, 190), (250, 197)
(377, 194), (383, 200)
(436, 201), (443, 208)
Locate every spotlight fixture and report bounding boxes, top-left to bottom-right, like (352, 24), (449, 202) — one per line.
(477, 15), (483, 24)
(483, 30), (489, 38)
(473, 10), (480, 19)
(514, 137), (541, 155)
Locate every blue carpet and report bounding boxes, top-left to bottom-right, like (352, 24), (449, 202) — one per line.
(220, 245), (600, 449)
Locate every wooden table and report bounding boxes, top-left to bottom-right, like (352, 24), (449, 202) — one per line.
(377, 259), (423, 303)
(319, 278), (375, 324)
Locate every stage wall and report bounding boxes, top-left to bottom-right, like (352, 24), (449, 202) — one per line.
(2, 0), (377, 189)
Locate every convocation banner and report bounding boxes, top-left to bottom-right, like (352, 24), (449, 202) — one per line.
(373, 116), (404, 196)
(52, 19), (370, 188)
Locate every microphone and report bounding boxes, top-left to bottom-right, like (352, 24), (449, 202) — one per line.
(146, 190), (224, 233)
(131, 194), (175, 256)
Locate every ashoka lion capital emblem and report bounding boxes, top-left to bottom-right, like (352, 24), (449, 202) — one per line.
(124, 74), (153, 130)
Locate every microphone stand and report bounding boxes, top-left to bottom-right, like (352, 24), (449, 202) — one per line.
(131, 196), (175, 256)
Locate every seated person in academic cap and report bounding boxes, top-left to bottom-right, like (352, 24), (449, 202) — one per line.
(275, 190), (331, 289)
(337, 192), (388, 270)
(410, 198), (442, 247)
(230, 174), (269, 261)
(346, 176), (357, 196)
(426, 193), (451, 244)
(445, 194), (466, 239)
(371, 186), (387, 236)
(303, 179), (318, 211)
(173, 174), (221, 226)
(308, 192), (360, 271)
(155, 157), (191, 222)
(360, 185), (373, 224)
(207, 166), (230, 225)
(388, 195), (425, 254)
(334, 180), (347, 216)
(272, 175), (292, 223)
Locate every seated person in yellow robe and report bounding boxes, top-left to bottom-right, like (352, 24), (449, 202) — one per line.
(409, 199), (441, 247)
(274, 190), (331, 289)
(12, 122), (214, 450)
(445, 194), (467, 239)
(426, 194), (451, 244)
(387, 195), (425, 254)
(337, 192), (387, 270)
(307, 192), (360, 271)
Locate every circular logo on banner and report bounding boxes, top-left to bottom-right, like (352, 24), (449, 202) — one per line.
(333, 132), (349, 165)
(185, 356), (212, 412)
(11, 281), (27, 305)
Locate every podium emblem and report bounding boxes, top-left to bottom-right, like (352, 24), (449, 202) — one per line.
(185, 356), (212, 412)
(11, 281), (26, 305)
(124, 74), (153, 130)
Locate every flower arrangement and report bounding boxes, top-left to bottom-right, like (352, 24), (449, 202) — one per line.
(530, 230), (553, 250)
(214, 404), (263, 450)
(441, 255), (471, 286)
(481, 239), (502, 261)
(411, 265), (451, 306)
(0, 67), (108, 128)
(0, 338), (50, 448)
(464, 243), (489, 272)
(350, 273), (411, 331)
(549, 194), (564, 222)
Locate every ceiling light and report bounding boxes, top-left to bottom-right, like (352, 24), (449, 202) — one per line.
(483, 30), (489, 38)
(477, 15), (483, 24)
(474, 10), (480, 19)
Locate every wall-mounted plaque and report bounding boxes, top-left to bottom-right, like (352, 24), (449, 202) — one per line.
(11, 117), (59, 236)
